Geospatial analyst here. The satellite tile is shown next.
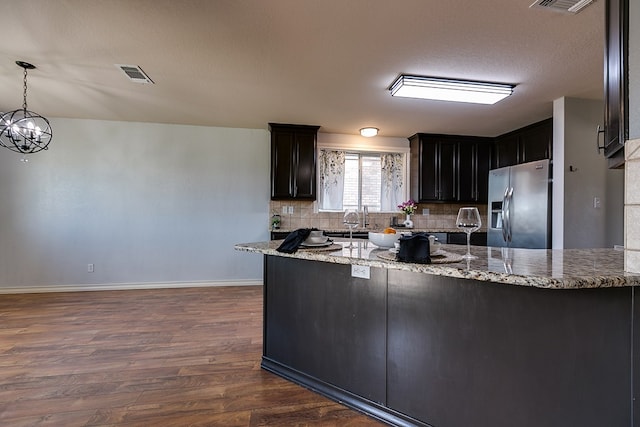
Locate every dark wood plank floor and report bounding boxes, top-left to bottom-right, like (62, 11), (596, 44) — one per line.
(0, 286), (383, 426)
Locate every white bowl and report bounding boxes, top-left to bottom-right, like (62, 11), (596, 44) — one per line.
(305, 235), (328, 244)
(368, 231), (400, 249)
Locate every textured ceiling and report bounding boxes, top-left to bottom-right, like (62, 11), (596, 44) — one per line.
(0, 0), (604, 138)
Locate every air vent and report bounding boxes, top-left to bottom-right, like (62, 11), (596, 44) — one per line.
(115, 64), (154, 84)
(529, 0), (595, 14)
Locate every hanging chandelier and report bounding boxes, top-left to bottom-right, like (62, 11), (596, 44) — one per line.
(0, 61), (52, 154)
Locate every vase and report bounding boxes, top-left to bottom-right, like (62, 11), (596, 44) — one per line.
(404, 214), (414, 228)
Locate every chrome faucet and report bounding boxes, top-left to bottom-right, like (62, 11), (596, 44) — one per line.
(362, 205), (369, 228)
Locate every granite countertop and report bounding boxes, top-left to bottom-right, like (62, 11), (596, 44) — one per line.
(272, 227), (468, 234)
(234, 239), (640, 290)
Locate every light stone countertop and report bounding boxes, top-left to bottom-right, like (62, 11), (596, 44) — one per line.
(234, 239), (640, 290)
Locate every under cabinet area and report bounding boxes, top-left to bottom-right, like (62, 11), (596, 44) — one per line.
(270, 123), (320, 200)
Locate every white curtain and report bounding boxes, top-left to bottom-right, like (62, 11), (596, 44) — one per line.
(318, 149), (345, 210)
(380, 153), (405, 212)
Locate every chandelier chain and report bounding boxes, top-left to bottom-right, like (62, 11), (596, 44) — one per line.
(22, 66), (28, 112)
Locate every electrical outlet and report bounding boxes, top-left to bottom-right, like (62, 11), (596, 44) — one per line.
(351, 265), (370, 279)
(87, 263), (94, 273)
(422, 208), (430, 216)
(282, 206), (288, 214)
(288, 206), (294, 214)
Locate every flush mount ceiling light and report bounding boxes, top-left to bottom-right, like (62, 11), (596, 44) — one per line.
(529, 0), (596, 14)
(389, 75), (514, 105)
(360, 127), (379, 137)
(0, 61), (52, 155)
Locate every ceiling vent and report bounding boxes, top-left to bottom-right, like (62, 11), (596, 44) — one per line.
(115, 64), (154, 84)
(529, 0), (595, 14)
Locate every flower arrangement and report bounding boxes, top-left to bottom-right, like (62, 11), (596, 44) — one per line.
(398, 199), (417, 216)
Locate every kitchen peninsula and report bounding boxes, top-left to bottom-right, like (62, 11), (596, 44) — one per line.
(235, 240), (640, 427)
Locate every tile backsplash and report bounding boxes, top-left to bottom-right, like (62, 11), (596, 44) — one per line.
(269, 200), (487, 231)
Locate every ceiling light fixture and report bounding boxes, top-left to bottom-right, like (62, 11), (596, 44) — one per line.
(360, 127), (379, 137)
(389, 75), (514, 105)
(0, 61), (52, 155)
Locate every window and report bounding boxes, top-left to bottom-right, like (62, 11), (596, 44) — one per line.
(318, 149), (407, 212)
(343, 153), (381, 211)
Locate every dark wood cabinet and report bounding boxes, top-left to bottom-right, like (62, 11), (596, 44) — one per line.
(269, 123), (320, 200)
(410, 133), (491, 203)
(602, 0), (628, 166)
(410, 135), (457, 202)
(493, 118), (552, 168)
(458, 138), (492, 202)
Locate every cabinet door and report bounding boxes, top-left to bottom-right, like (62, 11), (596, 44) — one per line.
(604, 0), (627, 158)
(270, 123), (319, 200)
(271, 130), (295, 199)
(457, 140), (491, 203)
(520, 121), (551, 163)
(494, 134), (518, 168)
(475, 142), (492, 202)
(438, 141), (457, 201)
(419, 140), (439, 201)
(292, 132), (316, 199)
(457, 142), (475, 202)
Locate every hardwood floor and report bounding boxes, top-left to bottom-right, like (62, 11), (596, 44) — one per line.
(0, 286), (383, 426)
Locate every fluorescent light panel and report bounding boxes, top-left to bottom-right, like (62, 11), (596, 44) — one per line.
(390, 75), (514, 105)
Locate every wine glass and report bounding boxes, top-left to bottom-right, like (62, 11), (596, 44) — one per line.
(343, 209), (360, 248)
(456, 207), (481, 260)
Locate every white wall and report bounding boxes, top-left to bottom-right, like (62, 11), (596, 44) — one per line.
(0, 118), (270, 292)
(552, 97), (624, 249)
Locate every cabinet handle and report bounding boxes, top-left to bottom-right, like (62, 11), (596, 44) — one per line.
(596, 125), (606, 153)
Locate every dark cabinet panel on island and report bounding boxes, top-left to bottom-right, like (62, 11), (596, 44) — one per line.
(493, 118), (552, 169)
(270, 123), (320, 200)
(263, 256), (387, 404)
(410, 133), (492, 203)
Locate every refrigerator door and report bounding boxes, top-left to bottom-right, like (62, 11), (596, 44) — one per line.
(487, 166), (510, 247)
(508, 159), (551, 249)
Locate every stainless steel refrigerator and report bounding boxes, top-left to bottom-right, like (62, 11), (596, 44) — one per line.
(487, 159), (552, 249)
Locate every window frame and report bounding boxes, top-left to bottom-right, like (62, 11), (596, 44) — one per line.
(317, 148), (410, 213)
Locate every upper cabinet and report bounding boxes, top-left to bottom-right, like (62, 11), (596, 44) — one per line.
(493, 118), (552, 169)
(409, 134), (492, 203)
(270, 123), (320, 200)
(458, 138), (492, 203)
(601, 0), (628, 167)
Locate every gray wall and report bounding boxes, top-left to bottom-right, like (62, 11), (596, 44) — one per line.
(553, 97), (624, 249)
(0, 118), (270, 291)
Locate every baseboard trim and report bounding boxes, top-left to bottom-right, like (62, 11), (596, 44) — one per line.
(261, 357), (427, 427)
(0, 280), (263, 294)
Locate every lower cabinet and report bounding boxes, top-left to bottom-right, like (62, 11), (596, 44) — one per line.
(447, 231), (487, 246)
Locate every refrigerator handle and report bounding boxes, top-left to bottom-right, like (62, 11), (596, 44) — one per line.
(506, 187), (514, 243)
(501, 188), (509, 242)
